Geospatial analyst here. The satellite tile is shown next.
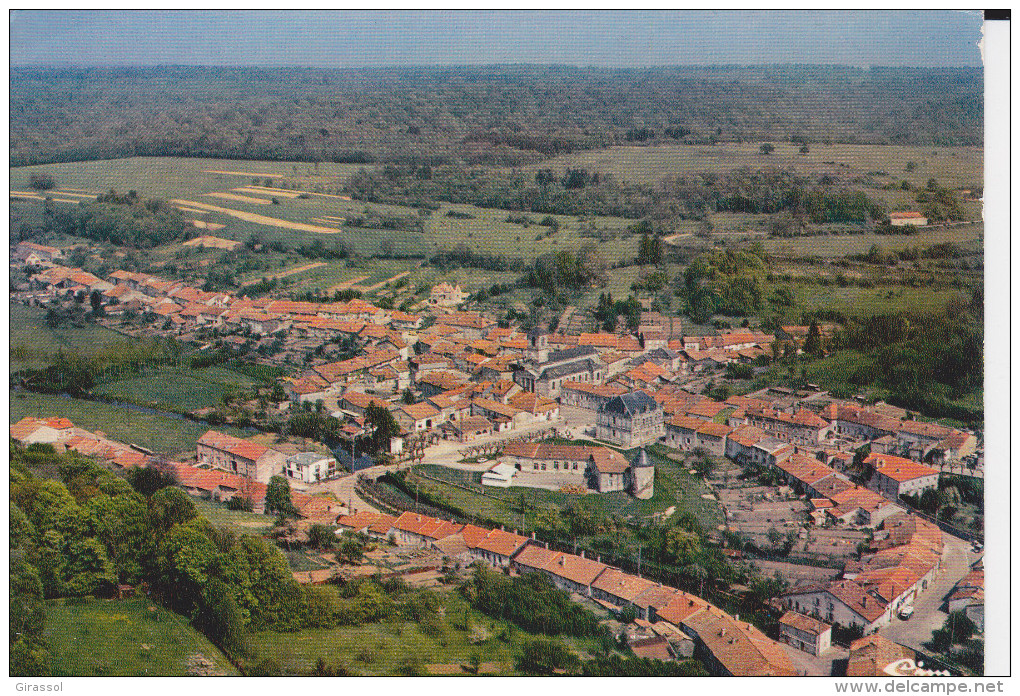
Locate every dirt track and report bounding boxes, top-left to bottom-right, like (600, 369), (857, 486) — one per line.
(171, 199), (343, 234)
(239, 261), (327, 287)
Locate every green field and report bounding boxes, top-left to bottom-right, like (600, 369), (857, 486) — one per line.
(94, 366), (252, 413)
(9, 302), (129, 372)
(248, 588), (601, 676)
(192, 498), (274, 534)
(521, 142), (983, 191)
(791, 284), (971, 316)
(43, 598), (237, 676)
(9, 390), (246, 456)
(762, 224), (983, 259)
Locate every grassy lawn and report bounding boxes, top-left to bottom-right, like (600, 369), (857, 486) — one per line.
(8, 390), (245, 456)
(410, 445), (723, 532)
(248, 588), (603, 676)
(43, 598), (237, 676)
(192, 498), (274, 534)
(9, 302), (129, 372)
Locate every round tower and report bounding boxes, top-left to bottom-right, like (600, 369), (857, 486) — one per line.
(631, 448), (654, 499)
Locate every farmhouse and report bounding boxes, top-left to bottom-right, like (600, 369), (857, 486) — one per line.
(780, 580), (891, 634)
(778, 611), (832, 656)
(559, 381), (628, 411)
(683, 607), (797, 677)
(196, 430), (286, 483)
(428, 282), (468, 308)
(741, 405), (830, 445)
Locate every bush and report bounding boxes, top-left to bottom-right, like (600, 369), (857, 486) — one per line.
(517, 638), (579, 675)
(226, 496), (254, 512)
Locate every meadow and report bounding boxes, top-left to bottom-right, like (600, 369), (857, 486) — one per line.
(9, 390), (247, 456)
(248, 587), (603, 676)
(521, 142), (983, 191)
(43, 598), (237, 676)
(761, 224), (983, 259)
(94, 365), (256, 413)
(9, 301), (129, 372)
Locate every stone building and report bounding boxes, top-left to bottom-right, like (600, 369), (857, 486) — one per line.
(196, 430), (286, 483)
(596, 391), (664, 448)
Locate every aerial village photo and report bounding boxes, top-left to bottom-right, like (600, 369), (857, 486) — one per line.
(8, 9), (1005, 683)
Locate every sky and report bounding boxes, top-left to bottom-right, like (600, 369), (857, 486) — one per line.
(10, 10), (984, 69)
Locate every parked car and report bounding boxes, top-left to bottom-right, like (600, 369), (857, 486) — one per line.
(898, 605), (915, 620)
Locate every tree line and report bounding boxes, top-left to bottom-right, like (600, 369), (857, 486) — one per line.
(11, 65), (982, 167)
(345, 164), (890, 226)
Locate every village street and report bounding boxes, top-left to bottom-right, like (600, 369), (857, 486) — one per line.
(878, 534), (976, 652)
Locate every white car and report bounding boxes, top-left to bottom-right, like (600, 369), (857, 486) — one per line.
(898, 605), (915, 620)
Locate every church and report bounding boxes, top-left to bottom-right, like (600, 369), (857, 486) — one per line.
(513, 328), (605, 398)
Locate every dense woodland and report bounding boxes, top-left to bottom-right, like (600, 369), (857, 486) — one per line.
(11, 65), (983, 167)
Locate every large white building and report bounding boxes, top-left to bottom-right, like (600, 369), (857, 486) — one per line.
(283, 452), (337, 484)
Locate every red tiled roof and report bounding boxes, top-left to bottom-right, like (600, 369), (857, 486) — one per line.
(197, 430), (273, 462)
(865, 453), (939, 482)
(474, 528), (528, 557)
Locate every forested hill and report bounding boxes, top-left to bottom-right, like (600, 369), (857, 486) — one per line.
(10, 65), (982, 167)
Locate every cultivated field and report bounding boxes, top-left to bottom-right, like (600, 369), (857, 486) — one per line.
(43, 598), (237, 676)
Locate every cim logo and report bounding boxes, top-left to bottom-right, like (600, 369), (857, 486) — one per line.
(882, 658), (952, 677)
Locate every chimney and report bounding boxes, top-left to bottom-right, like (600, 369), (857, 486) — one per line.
(580, 550), (585, 559)
(531, 532), (536, 540)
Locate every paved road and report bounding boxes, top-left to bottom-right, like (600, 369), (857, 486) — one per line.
(879, 534), (977, 651)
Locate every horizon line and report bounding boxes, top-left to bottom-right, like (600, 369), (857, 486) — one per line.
(11, 62), (982, 71)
